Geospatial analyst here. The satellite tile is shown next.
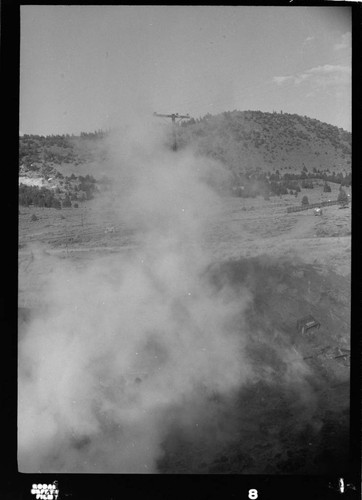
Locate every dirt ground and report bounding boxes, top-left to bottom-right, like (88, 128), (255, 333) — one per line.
(18, 185), (351, 474)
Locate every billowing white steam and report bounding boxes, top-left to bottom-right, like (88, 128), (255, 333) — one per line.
(18, 121), (254, 472)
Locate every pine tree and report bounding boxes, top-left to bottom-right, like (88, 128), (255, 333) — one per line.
(337, 188), (348, 206)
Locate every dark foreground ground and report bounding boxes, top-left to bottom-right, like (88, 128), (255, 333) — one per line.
(19, 256), (350, 474)
(156, 257), (350, 474)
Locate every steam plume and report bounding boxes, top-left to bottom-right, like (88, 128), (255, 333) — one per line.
(18, 122), (253, 472)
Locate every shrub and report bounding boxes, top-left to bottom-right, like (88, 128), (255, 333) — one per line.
(31, 213), (38, 221)
(323, 182), (331, 193)
(302, 180), (314, 189)
(51, 198), (61, 209)
(74, 203), (79, 208)
(301, 195), (309, 206)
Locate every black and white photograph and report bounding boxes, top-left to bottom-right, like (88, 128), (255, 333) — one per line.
(9, 2), (360, 497)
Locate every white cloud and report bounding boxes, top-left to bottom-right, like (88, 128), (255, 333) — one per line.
(334, 32), (351, 51)
(272, 76), (293, 85)
(272, 64), (351, 90)
(302, 36), (315, 46)
(307, 64), (350, 75)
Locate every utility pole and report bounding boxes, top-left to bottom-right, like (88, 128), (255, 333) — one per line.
(153, 112), (190, 151)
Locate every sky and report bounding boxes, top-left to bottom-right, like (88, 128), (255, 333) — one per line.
(20, 6), (351, 135)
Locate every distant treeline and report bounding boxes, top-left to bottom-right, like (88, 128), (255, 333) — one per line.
(231, 169), (351, 198)
(19, 174), (98, 208)
(273, 168), (351, 186)
(20, 129), (108, 141)
(19, 184), (63, 208)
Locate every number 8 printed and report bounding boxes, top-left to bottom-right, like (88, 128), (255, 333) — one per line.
(248, 489), (258, 499)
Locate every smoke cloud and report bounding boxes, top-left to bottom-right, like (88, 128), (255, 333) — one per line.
(18, 121), (253, 473)
(18, 120), (316, 473)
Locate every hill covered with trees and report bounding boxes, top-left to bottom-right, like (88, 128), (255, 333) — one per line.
(176, 110), (351, 177)
(19, 111), (351, 206)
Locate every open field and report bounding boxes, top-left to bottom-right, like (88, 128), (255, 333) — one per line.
(19, 184), (351, 307)
(18, 183), (351, 474)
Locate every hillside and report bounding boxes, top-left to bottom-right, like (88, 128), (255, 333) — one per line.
(18, 111), (351, 208)
(177, 110), (351, 176)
